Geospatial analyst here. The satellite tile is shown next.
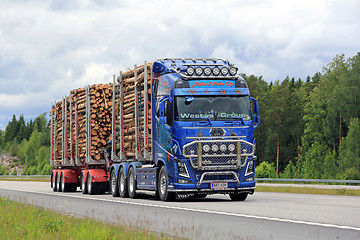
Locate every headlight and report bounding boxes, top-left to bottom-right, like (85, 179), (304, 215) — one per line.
(221, 67), (229, 75)
(229, 67), (238, 76)
(228, 144), (235, 152)
(203, 144), (210, 153)
(211, 144), (219, 152)
(212, 67), (220, 76)
(195, 67), (203, 75)
(204, 67), (211, 76)
(187, 67), (195, 75)
(177, 161), (190, 178)
(220, 144), (227, 152)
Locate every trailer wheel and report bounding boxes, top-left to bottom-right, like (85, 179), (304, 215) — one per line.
(81, 173), (88, 194)
(52, 173), (57, 192)
(158, 166), (175, 202)
(229, 193), (248, 201)
(87, 172), (98, 195)
(60, 173), (66, 192)
(56, 173), (62, 192)
(127, 167), (137, 199)
(110, 169), (120, 197)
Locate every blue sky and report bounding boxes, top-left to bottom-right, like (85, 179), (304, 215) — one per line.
(0, 0), (359, 129)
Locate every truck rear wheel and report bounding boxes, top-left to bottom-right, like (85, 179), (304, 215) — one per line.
(110, 169), (120, 197)
(158, 166), (175, 202)
(119, 167), (128, 198)
(81, 173), (88, 194)
(127, 167), (137, 199)
(229, 193), (248, 201)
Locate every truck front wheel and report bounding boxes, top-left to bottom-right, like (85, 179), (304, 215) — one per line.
(229, 193), (248, 201)
(127, 167), (137, 199)
(158, 166), (175, 202)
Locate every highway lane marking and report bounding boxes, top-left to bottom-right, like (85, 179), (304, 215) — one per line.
(1, 187), (360, 232)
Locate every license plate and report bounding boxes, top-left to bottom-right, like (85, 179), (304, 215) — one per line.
(211, 182), (228, 189)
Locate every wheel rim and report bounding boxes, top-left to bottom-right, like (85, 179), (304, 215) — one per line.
(160, 173), (166, 195)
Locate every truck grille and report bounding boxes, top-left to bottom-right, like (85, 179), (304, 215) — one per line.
(182, 139), (255, 170)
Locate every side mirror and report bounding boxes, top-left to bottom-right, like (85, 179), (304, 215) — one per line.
(250, 97), (260, 129)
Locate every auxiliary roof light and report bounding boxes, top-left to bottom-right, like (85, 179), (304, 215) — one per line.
(221, 67), (229, 76)
(187, 67), (195, 76)
(204, 67), (212, 76)
(229, 67), (238, 76)
(212, 67), (220, 76)
(195, 67), (203, 75)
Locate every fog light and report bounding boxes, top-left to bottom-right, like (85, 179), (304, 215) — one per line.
(203, 144), (210, 153)
(228, 144), (235, 152)
(220, 144), (227, 152)
(221, 67), (229, 75)
(211, 144), (219, 152)
(187, 67), (195, 75)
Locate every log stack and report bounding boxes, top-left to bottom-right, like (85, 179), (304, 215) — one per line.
(114, 63), (152, 159)
(52, 83), (113, 165)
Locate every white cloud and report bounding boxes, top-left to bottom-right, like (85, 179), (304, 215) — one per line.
(0, 0), (359, 127)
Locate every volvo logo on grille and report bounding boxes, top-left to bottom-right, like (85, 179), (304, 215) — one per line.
(210, 128), (226, 137)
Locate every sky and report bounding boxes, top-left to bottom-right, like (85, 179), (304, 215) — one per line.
(0, 0), (359, 130)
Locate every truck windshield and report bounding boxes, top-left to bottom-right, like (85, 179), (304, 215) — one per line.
(174, 96), (251, 121)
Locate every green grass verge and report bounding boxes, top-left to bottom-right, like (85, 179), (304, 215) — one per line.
(0, 197), (177, 240)
(256, 185), (360, 196)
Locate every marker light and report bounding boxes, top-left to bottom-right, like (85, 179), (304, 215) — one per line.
(204, 67), (212, 76)
(195, 67), (203, 75)
(229, 67), (238, 76)
(221, 67), (229, 75)
(187, 67), (195, 76)
(212, 67), (220, 76)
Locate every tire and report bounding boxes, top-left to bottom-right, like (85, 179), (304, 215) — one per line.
(119, 167), (128, 198)
(158, 166), (175, 202)
(81, 173), (88, 194)
(87, 172), (98, 195)
(60, 173), (66, 192)
(56, 173), (62, 192)
(52, 173), (57, 192)
(127, 167), (137, 199)
(110, 169), (120, 197)
(229, 193), (248, 201)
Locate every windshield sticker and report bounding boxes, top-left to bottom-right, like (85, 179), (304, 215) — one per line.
(179, 112), (250, 120)
(189, 80), (235, 88)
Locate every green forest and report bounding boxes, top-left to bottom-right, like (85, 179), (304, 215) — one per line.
(0, 53), (359, 179)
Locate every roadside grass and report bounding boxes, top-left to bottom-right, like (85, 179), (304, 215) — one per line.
(0, 197), (177, 240)
(256, 185), (360, 196)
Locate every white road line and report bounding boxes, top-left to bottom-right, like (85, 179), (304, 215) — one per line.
(2, 187), (360, 232)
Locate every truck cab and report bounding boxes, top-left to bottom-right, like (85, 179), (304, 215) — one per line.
(151, 58), (260, 201)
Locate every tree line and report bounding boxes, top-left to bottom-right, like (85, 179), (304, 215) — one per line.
(0, 113), (51, 175)
(247, 53), (360, 179)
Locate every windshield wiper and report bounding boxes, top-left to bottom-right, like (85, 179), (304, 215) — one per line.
(193, 117), (212, 126)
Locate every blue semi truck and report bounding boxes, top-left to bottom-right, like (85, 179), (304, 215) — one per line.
(50, 58), (260, 201)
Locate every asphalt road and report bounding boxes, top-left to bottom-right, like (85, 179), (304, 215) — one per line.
(0, 181), (359, 240)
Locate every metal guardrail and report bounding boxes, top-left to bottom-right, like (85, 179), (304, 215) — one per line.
(0, 175), (51, 178)
(256, 178), (360, 185)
